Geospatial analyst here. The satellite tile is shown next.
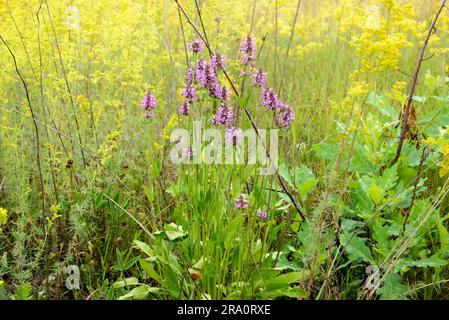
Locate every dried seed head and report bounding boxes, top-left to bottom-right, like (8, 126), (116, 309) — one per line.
(189, 270), (201, 281)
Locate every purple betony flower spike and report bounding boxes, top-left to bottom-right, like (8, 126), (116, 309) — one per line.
(256, 209), (269, 220)
(276, 104), (295, 129)
(260, 86), (280, 111)
(234, 194), (249, 209)
(141, 92), (157, 110)
(225, 127), (243, 145)
(196, 60), (207, 88)
(186, 68), (194, 86)
(212, 102), (234, 127)
(141, 92), (157, 118)
(252, 68), (267, 88)
(211, 53), (226, 70)
(179, 101), (190, 116)
(187, 39), (204, 53)
(241, 35), (257, 66)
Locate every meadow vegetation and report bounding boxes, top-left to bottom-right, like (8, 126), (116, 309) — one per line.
(0, 0), (449, 300)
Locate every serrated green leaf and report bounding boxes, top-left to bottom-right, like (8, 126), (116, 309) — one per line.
(403, 255), (448, 268)
(367, 184), (383, 205)
(139, 259), (161, 284)
(340, 231), (375, 264)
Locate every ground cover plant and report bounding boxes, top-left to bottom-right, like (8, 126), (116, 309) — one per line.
(1, 0), (449, 300)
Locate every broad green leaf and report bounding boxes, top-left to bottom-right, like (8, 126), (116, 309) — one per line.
(293, 165), (317, 200)
(139, 259), (161, 284)
(222, 216), (244, 247)
(163, 222), (188, 241)
(436, 217), (449, 252)
(379, 165), (398, 191)
(263, 271), (310, 291)
(112, 277), (139, 289)
(366, 91), (398, 119)
(378, 273), (409, 300)
(341, 219), (365, 232)
(259, 286), (308, 299)
(164, 266), (180, 297)
(350, 147), (375, 175)
(123, 256), (140, 271)
(279, 164), (294, 188)
(133, 240), (156, 260)
(313, 142), (340, 162)
(372, 221), (390, 254)
(340, 231), (375, 264)
(367, 184), (383, 205)
(118, 285), (160, 300)
(192, 256), (206, 270)
(398, 166), (417, 186)
(144, 185), (154, 203)
(351, 182), (374, 216)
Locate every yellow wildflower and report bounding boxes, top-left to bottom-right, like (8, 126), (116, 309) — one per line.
(0, 207), (7, 225)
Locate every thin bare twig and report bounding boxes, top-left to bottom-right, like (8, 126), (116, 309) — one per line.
(278, 0), (301, 96)
(44, 0), (87, 168)
(0, 35), (46, 222)
(392, 0), (447, 165)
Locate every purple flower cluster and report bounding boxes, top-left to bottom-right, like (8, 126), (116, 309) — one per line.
(260, 87), (280, 111)
(256, 209), (269, 220)
(241, 35), (295, 129)
(195, 60), (207, 88)
(241, 35), (256, 67)
(177, 46), (233, 120)
(201, 64), (228, 101)
(179, 101), (190, 116)
(259, 86), (294, 128)
(185, 68), (194, 85)
(187, 40), (204, 53)
(194, 59), (229, 101)
(234, 194), (249, 209)
(175, 35), (294, 130)
(212, 102), (234, 126)
(276, 104), (295, 129)
(252, 68), (267, 88)
(141, 92), (157, 118)
(178, 68), (197, 116)
(211, 53), (226, 70)
(225, 127), (243, 145)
